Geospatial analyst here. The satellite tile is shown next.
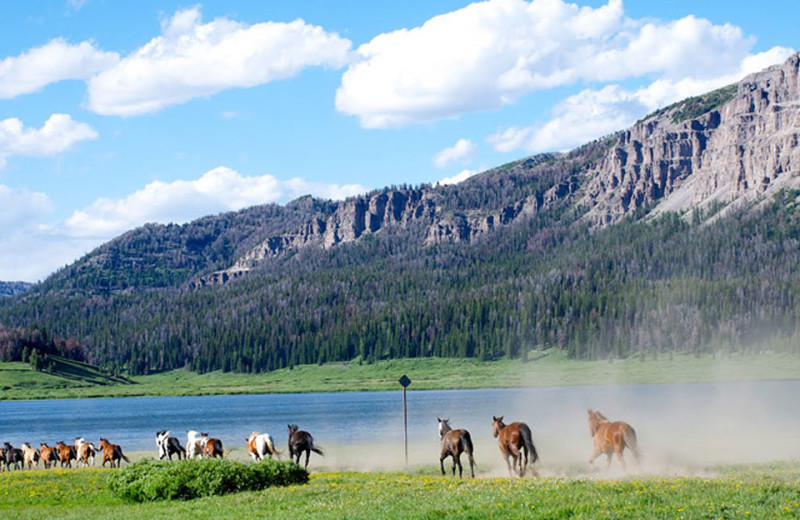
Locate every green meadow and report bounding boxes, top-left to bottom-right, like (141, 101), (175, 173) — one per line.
(1, 462), (799, 519)
(3, 350), (800, 400)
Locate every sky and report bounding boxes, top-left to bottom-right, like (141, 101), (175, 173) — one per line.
(0, 0), (797, 282)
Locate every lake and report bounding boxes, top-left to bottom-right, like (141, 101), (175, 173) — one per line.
(2, 381), (799, 472)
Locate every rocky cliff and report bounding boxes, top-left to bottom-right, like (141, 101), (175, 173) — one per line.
(195, 53), (800, 287)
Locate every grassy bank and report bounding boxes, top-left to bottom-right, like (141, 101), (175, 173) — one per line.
(1, 462), (799, 519)
(2, 350), (800, 400)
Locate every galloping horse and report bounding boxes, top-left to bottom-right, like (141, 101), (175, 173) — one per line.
(98, 438), (130, 468)
(287, 424), (323, 469)
(3, 442), (23, 471)
(587, 409), (641, 471)
(186, 430), (204, 459)
(156, 430), (185, 460)
(437, 418), (476, 478)
(246, 431), (281, 461)
(75, 437), (96, 467)
(201, 433), (224, 459)
(21, 443), (40, 469)
(39, 443), (58, 468)
(55, 441), (76, 468)
(491, 416), (539, 477)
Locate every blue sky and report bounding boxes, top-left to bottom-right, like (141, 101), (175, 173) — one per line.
(0, 0), (797, 282)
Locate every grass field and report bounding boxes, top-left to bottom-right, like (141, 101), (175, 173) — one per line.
(1, 462), (799, 519)
(3, 350), (800, 400)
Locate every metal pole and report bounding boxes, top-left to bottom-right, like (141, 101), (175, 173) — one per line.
(403, 386), (408, 465)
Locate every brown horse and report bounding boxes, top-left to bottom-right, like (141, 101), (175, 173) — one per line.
(55, 441), (76, 468)
(587, 409), (640, 471)
(3, 442), (23, 471)
(437, 418), (475, 478)
(288, 424), (323, 469)
(98, 438), (130, 468)
(492, 416), (539, 477)
(39, 443), (58, 468)
(201, 434), (224, 459)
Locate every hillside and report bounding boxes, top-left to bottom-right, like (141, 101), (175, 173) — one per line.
(0, 53), (799, 376)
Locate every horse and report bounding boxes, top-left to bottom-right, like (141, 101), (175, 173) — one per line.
(287, 424), (323, 469)
(587, 409), (641, 472)
(3, 442), (23, 471)
(491, 416), (539, 477)
(156, 430), (185, 460)
(186, 430), (205, 459)
(200, 433), (224, 459)
(437, 418), (476, 478)
(75, 437), (96, 467)
(21, 443), (40, 470)
(39, 443), (58, 469)
(55, 441), (76, 468)
(246, 431), (281, 461)
(98, 438), (130, 468)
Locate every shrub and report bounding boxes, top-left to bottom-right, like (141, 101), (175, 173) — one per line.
(107, 458), (308, 502)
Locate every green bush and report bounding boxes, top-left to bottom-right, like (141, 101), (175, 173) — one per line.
(107, 458), (308, 502)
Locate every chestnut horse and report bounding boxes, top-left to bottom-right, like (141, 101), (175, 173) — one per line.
(201, 433), (224, 459)
(491, 416), (539, 477)
(587, 409), (640, 471)
(288, 424), (323, 469)
(39, 443), (58, 468)
(55, 441), (76, 468)
(98, 438), (130, 468)
(437, 418), (475, 478)
(246, 432), (281, 461)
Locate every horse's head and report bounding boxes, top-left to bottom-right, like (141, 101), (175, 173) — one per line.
(437, 418), (451, 439)
(98, 438), (109, 449)
(288, 424), (299, 435)
(492, 416), (505, 438)
(587, 409), (607, 436)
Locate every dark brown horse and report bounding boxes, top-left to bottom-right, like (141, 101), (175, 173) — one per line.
(3, 442), (23, 471)
(587, 409), (640, 471)
(437, 418), (475, 478)
(98, 438), (130, 468)
(201, 434), (224, 459)
(288, 424), (323, 469)
(492, 416), (539, 477)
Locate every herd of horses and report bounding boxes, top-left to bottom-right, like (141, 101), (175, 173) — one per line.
(1, 409), (639, 477)
(438, 409), (641, 478)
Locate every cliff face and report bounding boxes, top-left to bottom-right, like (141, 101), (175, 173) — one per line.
(580, 54), (800, 225)
(195, 53), (800, 287)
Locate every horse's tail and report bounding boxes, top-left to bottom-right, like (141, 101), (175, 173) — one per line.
(460, 431), (475, 462)
(623, 425), (641, 464)
(310, 443), (324, 456)
(520, 423), (539, 464)
(265, 437), (283, 459)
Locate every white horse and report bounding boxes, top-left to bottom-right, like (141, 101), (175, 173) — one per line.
(186, 430), (205, 459)
(74, 437), (96, 467)
(156, 430), (185, 460)
(246, 431), (281, 461)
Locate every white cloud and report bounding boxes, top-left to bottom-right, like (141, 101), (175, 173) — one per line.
(0, 114), (98, 167)
(0, 38), (117, 98)
(61, 166), (366, 238)
(87, 6), (352, 116)
(489, 46), (796, 154)
(436, 169), (478, 186)
(335, 0), (768, 128)
(433, 138), (477, 168)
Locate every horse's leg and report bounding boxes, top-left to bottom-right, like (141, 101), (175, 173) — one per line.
(440, 452), (447, 476)
(615, 447), (627, 471)
(304, 449), (310, 469)
(605, 452), (613, 472)
(455, 453), (463, 478)
(520, 444), (528, 478)
(588, 447), (602, 470)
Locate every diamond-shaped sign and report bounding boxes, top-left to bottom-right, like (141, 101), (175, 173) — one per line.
(398, 374), (411, 388)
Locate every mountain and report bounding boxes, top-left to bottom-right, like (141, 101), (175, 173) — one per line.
(0, 281), (32, 297)
(1, 53), (799, 375)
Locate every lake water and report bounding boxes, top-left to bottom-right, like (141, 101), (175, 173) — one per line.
(2, 381), (799, 472)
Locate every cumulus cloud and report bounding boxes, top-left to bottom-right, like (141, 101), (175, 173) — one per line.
(0, 38), (117, 98)
(0, 114), (98, 167)
(489, 46), (796, 154)
(61, 167), (365, 238)
(87, 6), (352, 116)
(335, 0), (770, 128)
(433, 138), (477, 168)
(436, 169), (478, 186)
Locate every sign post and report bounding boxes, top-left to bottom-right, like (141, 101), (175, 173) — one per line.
(398, 374), (411, 465)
